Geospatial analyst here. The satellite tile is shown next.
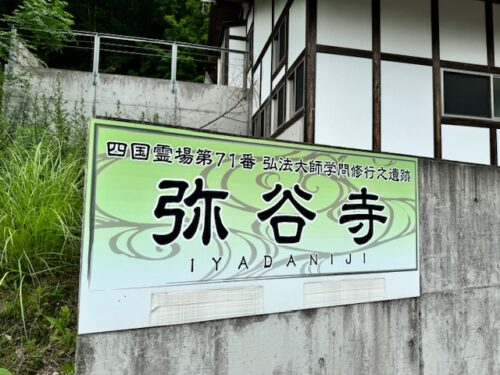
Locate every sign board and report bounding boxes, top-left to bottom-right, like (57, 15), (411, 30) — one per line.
(78, 119), (419, 334)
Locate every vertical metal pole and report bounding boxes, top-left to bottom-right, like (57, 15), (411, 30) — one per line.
(171, 43), (177, 93)
(244, 50), (252, 136)
(92, 33), (100, 86)
(92, 33), (100, 116)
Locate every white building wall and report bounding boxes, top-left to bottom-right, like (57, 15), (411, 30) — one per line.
(442, 125), (490, 165)
(380, 0), (432, 58)
(317, 0), (372, 50)
(274, 0), (287, 24)
(248, 0), (497, 165)
(288, 0), (306, 64)
(247, 70), (252, 95)
(252, 64), (261, 115)
(272, 66), (286, 90)
(440, 0), (487, 65)
(261, 48), (272, 101)
(381, 61), (434, 158)
(228, 38), (246, 88)
(275, 117), (304, 142)
(315, 53), (372, 151)
(229, 26), (246, 38)
(253, 0), (273, 62)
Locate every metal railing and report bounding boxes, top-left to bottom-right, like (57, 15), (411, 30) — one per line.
(4, 26), (248, 91)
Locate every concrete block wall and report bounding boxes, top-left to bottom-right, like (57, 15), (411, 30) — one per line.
(76, 158), (500, 374)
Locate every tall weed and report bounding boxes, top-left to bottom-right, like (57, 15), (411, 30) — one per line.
(0, 72), (86, 281)
(0, 140), (83, 279)
(0, 71), (86, 374)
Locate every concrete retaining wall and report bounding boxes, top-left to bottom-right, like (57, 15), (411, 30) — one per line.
(3, 66), (248, 136)
(76, 158), (500, 374)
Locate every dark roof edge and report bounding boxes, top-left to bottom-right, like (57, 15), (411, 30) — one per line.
(208, 0), (246, 47)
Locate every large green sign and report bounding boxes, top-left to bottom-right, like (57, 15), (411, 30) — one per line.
(79, 119), (419, 333)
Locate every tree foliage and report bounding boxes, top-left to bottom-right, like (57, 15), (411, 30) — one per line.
(1, 0), (211, 80)
(163, 0), (209, 44)
(0, 0), (74, 62)
(5, 0), (74, 51)
(64, 0), (208, 44)
(60, 0), (210, 79)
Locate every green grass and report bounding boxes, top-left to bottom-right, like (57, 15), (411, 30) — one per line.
(0, 141), (83, 279)
(0, 141), (84, 374)
(0, 77), (87, 374)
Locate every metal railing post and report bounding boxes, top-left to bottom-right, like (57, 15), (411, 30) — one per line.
(92, 33), (100, 86)
(91, 33), (101, 116)
(171, 43), (177, 93)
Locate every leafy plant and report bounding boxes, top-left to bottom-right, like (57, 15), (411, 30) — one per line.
(45, 305), (76, 349)
(0, 278), (78, 374)
(60, 362), (75, 375)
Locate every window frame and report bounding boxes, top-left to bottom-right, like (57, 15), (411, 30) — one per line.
(272, 17), (288, 75)
(262, 101), (271, 137)
(441, 68), (498, 122)
(287, 59), (305, 117)
(252, 101), (271, 138)
(252, 112), (261, 138)
(272, 82), (286, 130)
(492, 76), (500, 119)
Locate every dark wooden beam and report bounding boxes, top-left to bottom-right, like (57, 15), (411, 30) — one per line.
(380, 53), (432, 66)
(316, 46), (500, 75)
(440, 60), (500, 74)
(486, 0), (495, 67)
(305, 0), (317, 144)
(272, 0), (275, 26)
(317, 45), (372, 59)
(491, 128), (498, 165)
(372, 0), (381, 152)
(432, 0), (442, 159)
(442, 116), (500, 129)
(228, 35), (247, 41)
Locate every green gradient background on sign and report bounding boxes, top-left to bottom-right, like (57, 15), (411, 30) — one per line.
(87, 120), (418, 290)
